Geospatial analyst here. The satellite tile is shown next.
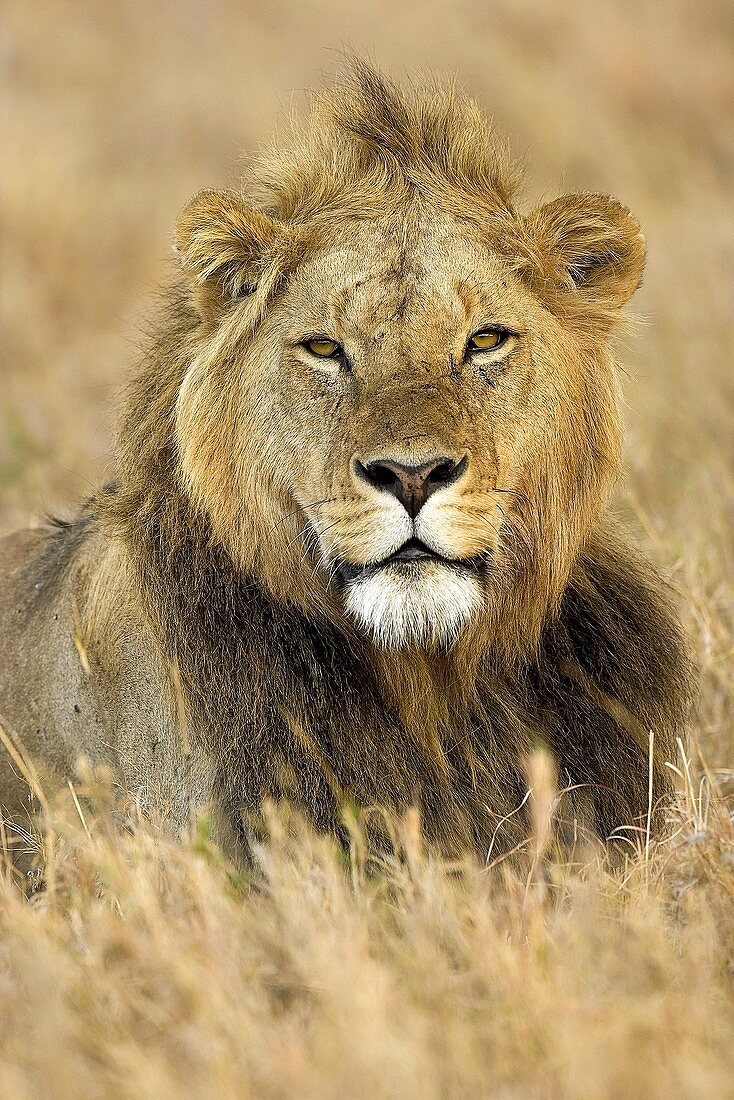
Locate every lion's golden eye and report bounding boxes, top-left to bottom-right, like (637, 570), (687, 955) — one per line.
(304, 338), (341, 358)
(469, 329), (508, 352)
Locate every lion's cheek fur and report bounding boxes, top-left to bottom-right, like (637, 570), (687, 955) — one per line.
(486, 339), (623, 657)
(174, 328), (328, 609)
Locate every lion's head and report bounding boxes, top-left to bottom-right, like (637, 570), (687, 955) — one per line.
(172, 62), (644, 655)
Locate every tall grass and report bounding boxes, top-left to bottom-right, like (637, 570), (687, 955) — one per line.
(2, 0), (733, 1094)
(1, 748), (733, 1099)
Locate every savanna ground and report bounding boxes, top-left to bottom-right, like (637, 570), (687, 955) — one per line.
(1, 2), (734, 1096)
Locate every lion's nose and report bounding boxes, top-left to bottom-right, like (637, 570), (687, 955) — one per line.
(354, 455), (468, 519)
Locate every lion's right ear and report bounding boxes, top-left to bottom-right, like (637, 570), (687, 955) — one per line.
(175, 189), (288, 320)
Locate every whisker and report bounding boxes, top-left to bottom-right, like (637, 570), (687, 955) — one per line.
(262, 498), (338, 540)
(325, 552), (347, 593)
(298, 518), (343, 568)
(477, 515), (525, 573)
(493, 487), (533, 510)
(317, 525), (347, 569)
(282, 524), (310, 555)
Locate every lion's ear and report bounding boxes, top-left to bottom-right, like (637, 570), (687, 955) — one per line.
(175, 189), (286, 319)
(522, 192), (646, 311)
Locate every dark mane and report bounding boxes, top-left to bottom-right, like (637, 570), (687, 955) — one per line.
(533, 530), (694, 839)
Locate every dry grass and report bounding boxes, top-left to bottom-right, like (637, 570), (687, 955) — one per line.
(1, 760), (734, 1098)
(1, 1), (733, 1095)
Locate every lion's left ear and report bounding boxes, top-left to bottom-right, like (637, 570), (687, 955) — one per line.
(175, 189), (291, 319)
(521, 192), (646, 310)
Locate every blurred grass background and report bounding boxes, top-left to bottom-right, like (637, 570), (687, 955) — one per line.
(2, 4), (734, 1095)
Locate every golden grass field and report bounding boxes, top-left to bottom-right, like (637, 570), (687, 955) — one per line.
(2, 1), (734, 1095)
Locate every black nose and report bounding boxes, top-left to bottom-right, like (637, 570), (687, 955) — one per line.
(355, 455), (468, 518)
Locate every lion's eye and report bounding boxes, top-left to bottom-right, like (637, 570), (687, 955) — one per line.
(469, 329), (508, 352)
(304, 338), (342, 358)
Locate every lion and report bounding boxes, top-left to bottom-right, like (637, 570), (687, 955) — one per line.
(0, 61), (693, 864)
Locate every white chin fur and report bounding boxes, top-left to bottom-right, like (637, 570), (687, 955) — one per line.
(344, 562), (483, 648)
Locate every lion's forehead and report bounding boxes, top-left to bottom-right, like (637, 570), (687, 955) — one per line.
(285, 218), (523, 346)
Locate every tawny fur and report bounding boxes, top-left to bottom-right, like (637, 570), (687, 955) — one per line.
(0, 61), (693, 864)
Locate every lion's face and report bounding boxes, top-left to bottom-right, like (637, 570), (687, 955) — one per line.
(254, 216), (579, 648)
(175, 186), (643, 653)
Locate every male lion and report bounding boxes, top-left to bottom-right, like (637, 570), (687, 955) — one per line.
(0, 62), (693, 862)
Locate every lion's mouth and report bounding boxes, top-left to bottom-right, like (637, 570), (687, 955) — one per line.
(385, 537), (440, 563)
(336, 538), (488, 583)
